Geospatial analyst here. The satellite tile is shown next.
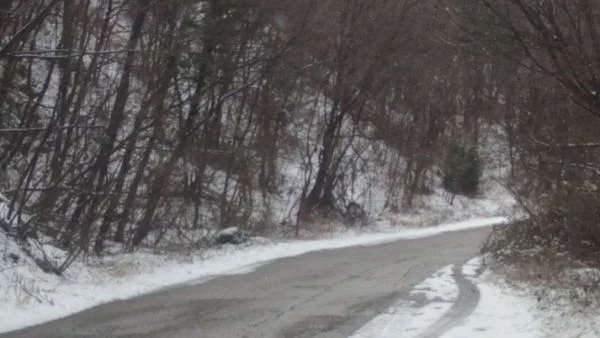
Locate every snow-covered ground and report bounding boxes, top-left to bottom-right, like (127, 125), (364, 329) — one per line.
(0, 217), (506, 334)
(350, 265), (461, 338)
(349, 257), (541, 338)
(350, 257), (600, 338)
(441, 258), (542, 338)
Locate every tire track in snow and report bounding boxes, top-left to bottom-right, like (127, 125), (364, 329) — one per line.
(414, 263), (481, 338)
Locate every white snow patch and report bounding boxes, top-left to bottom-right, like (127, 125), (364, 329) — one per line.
(461, 256), (483, 277)
(411, 265), (459, 302)
(534, 266), (600, 338)
(441, 280), (541, 338)
(542, 308), (600, 338)
(442, 257), (542, 338)
(0, 217), (506, 334)
(218, 227), (241, 236)
(453, 258), (600, 338)
(350, 264), (458, 338)
(350, 257), (547, 338)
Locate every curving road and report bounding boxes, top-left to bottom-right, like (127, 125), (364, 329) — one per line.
(1, 227), (490, 338)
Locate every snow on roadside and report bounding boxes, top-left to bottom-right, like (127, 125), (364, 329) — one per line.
(440, 258), (542, 338)
(527, 267), (600, 338)
(0, 217), (507, 334)
(350, 257), (544, 338)
(349, 265), (459, 338)
(444, 258), (600, 338)
(412, 265), (459, 302)
(542, 303), (600, 338)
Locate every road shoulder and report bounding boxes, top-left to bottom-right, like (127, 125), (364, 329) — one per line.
(349, 257), (542, 338)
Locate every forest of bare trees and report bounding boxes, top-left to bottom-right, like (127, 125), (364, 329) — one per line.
(1, 0), (598, 272)
(454, 0), (600, 265)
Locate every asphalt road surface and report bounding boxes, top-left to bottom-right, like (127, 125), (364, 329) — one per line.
(2, 227), (490, 338)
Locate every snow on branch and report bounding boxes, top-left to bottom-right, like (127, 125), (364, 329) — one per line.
(531, 137), (600, 149)
(0, 125), (104, 134)
(6, 49), (146, 60)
